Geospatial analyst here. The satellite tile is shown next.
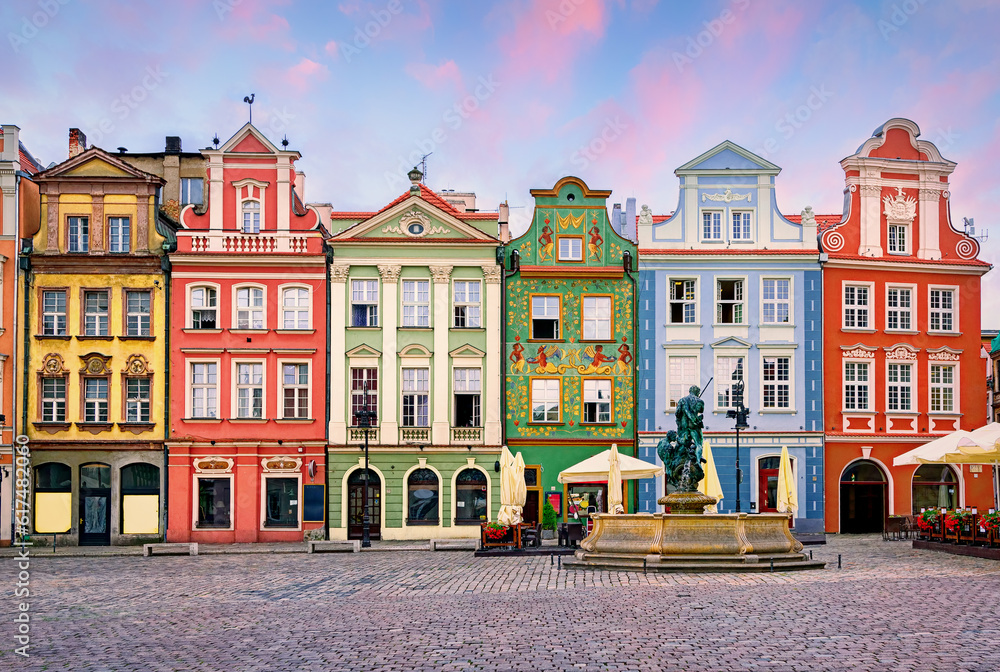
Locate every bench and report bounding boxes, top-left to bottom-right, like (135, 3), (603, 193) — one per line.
(429, 538), (478, 551)
(307, 540), (361, 553)
(143, 543), (198, 557)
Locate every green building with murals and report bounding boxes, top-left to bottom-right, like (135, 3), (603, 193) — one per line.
(504, 176), (638, 523)
(325, 170), (504, 540)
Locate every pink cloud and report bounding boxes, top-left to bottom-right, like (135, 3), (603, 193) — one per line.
(284, 58), (329, 92)
(215, 0), (296, 51)
(324, 40), (340, 59)
(405, 60), (463, 90)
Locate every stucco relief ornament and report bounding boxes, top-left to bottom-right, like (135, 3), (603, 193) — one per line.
(41, 353), (68, 374)
(885, 346), (918, 361)
(377, 264), (401, 283)
(429, 265), (453, 284)
(800, 206), (816, 228)
(124, 354), (152, 375)
(842, 348), (876, 359)
(481, 264), (502, 284)
(637, 205), (653, 228)
(883, 187), (917, 224)
(929, 350), (961, 361)
(330, 264), (351, 283)
(80, 354), (112, 375)
(702, 188), (751, 203)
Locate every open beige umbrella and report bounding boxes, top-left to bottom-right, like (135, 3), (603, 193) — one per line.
(497, 446), (519, 526)
(697, 439), (724, 514)
(608, 444), (624, 514)
(893, 423), (1000, 508)
(776, 446), (798, 516)
(513, 451), (526, 525)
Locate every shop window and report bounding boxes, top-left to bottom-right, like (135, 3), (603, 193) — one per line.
(264, 477), (299, 527)
(197, 477), (231, 528)
(34, 463), (72, 534)
(912, 465), (957, 513)
(407, 468), (439, 524)
(455, 468), (487, 523)
(121, 463), (159, 534)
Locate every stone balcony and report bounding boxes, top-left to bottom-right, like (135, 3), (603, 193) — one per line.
(188, 232), (311, 254)
(347, 427), (379, 444)
(450, 427), (484, 444)
(399, 427), (432, 444)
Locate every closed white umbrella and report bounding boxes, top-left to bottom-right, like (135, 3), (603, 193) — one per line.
(608, 444), (624, 514)
(697, 439), (724, 514)
(497, 446), (519, 526)
(776, 446), (798, 515)
(513, 451), (526, 525)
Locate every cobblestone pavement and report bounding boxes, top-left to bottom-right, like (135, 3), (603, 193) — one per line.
(3, 535), (1000, 671)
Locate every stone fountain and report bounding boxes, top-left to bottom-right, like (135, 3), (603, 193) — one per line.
(564, 386), (825, 572)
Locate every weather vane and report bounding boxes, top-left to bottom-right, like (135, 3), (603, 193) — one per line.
(243, 93), (255, 124)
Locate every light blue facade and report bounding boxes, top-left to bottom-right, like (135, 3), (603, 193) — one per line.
(635, 141), (825, 533)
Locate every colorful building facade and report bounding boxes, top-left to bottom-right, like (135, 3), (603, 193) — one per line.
(820, 118), (992, 532)
(166, 123), (328, 543)
(326, 171), (503, 540)
(637, 142), (826, 533)
(22, 133), (170, 545)
(505, 176), (638, 522)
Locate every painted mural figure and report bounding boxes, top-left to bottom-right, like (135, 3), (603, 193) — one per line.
(578, 344), (616, 374)
(527, 344), (564, 373)
(538, 224), (554, 261)
(588, 225), (604, 260)
(510, 342), (526, 373)
(615, 343), (632, 374)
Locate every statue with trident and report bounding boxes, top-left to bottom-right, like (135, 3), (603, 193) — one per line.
(657, 380), (712, 494)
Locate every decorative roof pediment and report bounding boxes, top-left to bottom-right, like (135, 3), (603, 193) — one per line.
(399, 344), (433, 358)
(676, 141), (780, 174)
(346, 344), (382, 359)
(218, 122), (283, 155)
(710, 336), (752, 349)
(449, 344), (486, 358)
(37, 147), (163, 184)
(330, 197), (496, 244)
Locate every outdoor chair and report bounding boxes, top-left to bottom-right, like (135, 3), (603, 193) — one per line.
(883, 517), (903, 541)
(521, 523), (541, 548)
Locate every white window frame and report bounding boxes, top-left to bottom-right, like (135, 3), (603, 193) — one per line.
(667, 354), (699, 409)
(929, 362), (958, 413)
(582, 379), (613, 424)
(233, 284), (266, 331)
(187, 283), (220, 330)
(761, 277), (791, 325)
(582, 295), (612, 340)
(108, 216), (130, 253)
(41, 376), (67, 422)
(193, 473), (234, 531)
(668, 278), (697, 325)
(715, 277), (745, 325)
(715, 355), (746, 411)
(42, 289), (67, 336)
(187, 359), (220, 419)
(886, 362), (915, 413)
(887, 222), (909, 254)
(843, 281), (874, 330)
(929, 286), (958, 333)
(241, 200), (261, 234)
(125, 289), (152, 337)
(125, 376), (151, 423)
(885, 284), (916, 332)
(83, 376), (109, 423)
(761, 354), (792, 411)
(453, 280), (482, 328)
(68, 216), (89, 253)
(232, 178), (267, 233)
(731, 210), (753, 241)
(350, 278), (379, 327)
(260, 472), (302, 531)
(530, 378), (561, 423)
(83, 289), (110, 336)
(453, 367), (482, 427)
(530, 295), (561, 340)
(350, 367), (378, 427)
(401, 367), (430, 427)
(278, 360), (311, 420)
(279, 284), (312, 330)
(233, 360), (266, 420)
(843, 360), (872, 412)
(557, 237), (583, 261)
(701, 210), (723, 241)
(401, 279), (431, 328)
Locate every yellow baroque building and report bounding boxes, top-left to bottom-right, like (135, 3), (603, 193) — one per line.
(20, 141), (172, 545)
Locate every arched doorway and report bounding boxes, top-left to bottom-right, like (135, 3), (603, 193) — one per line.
(347, 469), (381, 540)
(80, 463), (111, 545)
(840, 460), (887, 534)
(912, 464), (958, 513)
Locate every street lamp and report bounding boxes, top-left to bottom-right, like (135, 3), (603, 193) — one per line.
(355, 382), (378, 548)
(726, 379), (750, 513)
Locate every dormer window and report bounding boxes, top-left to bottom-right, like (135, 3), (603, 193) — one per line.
(731, 211), (752, 240)
(242, 200), (261, 234)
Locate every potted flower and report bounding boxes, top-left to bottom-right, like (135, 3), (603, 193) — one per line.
(481, 521), (515, 548)
(978, 510), (1000, 546)
(917, 509), (940, 539)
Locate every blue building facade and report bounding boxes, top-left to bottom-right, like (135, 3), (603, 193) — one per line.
(636, 141), (825, 533)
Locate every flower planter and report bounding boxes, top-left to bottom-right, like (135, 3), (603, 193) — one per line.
(480, 523), (520, 550)
(958, 517), (977, 544)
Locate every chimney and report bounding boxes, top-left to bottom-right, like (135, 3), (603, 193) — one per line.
(294, 171), (305, 200)
(69, 128), (87, 158)
(498, 201), (510, 244)
(165, 136), (182, 154)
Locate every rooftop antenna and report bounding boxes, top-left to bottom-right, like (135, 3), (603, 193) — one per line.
(964, 217), (988, 244)
(243, 93), (255, 124)
(419, 152), (432, 185)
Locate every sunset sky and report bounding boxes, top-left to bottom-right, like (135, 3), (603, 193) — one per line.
(3, 0), (999, 321)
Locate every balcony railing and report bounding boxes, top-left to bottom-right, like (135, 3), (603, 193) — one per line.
(450, 427), (484, 444)
(348, 427), (379, 444)
(187, 232), (310, 254)
(399, 427), (432, 444)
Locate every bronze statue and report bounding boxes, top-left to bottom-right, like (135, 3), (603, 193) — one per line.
(656, 385), (706, 492)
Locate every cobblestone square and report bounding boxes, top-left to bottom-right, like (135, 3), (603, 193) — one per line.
(3, 535), (1000, 671)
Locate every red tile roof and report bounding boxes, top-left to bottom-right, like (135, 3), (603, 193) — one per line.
(826, 253), (990, 267)
(785, 214), (842, 225)
(639, 248), (818, 256)
(329, 212), (376, 220)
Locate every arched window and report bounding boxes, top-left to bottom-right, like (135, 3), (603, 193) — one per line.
(912, 464), (958, 513)
(242, 200), (260, 233)
(455, 468), (487, 523)
(407, 468), (439, 524)
(235, 286), (264, 329)
(842, 461), (885, 483)
(190, 286), (217, 329)
(281, 287), (310, 329)
(121, 463), (160, 534)
(34, 463), (72, 534)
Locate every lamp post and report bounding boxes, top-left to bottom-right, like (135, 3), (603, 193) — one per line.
(726, 379), (750, 513)
(355, 382), (378, 548)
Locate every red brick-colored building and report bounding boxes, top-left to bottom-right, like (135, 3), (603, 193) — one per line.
(166, 124), (328, 542)
(820, 118), (992, 533)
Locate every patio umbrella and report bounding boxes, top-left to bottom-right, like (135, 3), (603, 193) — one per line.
(497, 446), (519, 526)
(608, 444), (624, 514)
(776, 446), (798, 515)
(557, 449), (663, 483)
(513, 451), (526, 525)
(697, 439), (724, 514)
(893, 424), (1000, 508)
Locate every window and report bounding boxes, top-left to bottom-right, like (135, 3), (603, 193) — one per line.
(108, 217), (130, 253)
(41, 377), (66, 422)
(190, 286), (217, 329)
(762, 357), (790, 409)
(732, 211), (751, 240)
(84, 378), (109, 423)
(407, 468), (439, 523)
(702, 211), (722, 240)
(888, 223), (908, 254)
(844, 285), (870, 329)
(716, 279), (744, 324)
(762, 279), (790, 324)
(236, 363), (264, 419)
(264, 477), (298, 527)
(125, 290), (151, 336)
(126, 378), (151, 422)
(912, 465), (957, 513)
(887, 363), (912, 412)
(281, 363), (309, 419)
(402, 280), (430, 327)
(530, 296), (560, 340)
(453, 281), (481, 328)
(34, 463), (72, 534)
(454, 368), (481, 427)
(530, 378), (560, 423)
(197, 478), (231, 528)
(83, 290), (109, 336)
(190, 362), (217, 418)
(121, 463), (160, 534)
(930, 364), (955, 412)
(558, 237), (583, 261)
(236, 287), (264, 329)
(350, 368), (377, 426)
(402, 369), (430, 427)
(844, 362), (871, 411)
(281, 287), (310, 330)
(582, 296), (612, 340)
(930, 289), (955, 331)
(669, 280), (696, 324)
(68, 216), (89, 252)
(887, 288), (912, 331)
(42, 290), (67, 336)
(242, 200), (260, 233)
(583, 379), (612, 423)
(455, 468), (488, 523)
(716, 357), (744, 408)
(668, 356), (698, 408)
(351, 279), (379, 327)
(180, 178), (203, 206)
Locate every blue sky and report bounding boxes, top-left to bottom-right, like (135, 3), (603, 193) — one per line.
(3, 0), (999, 322)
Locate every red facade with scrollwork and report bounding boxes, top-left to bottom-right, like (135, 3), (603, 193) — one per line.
(821, 119), (992, 533)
